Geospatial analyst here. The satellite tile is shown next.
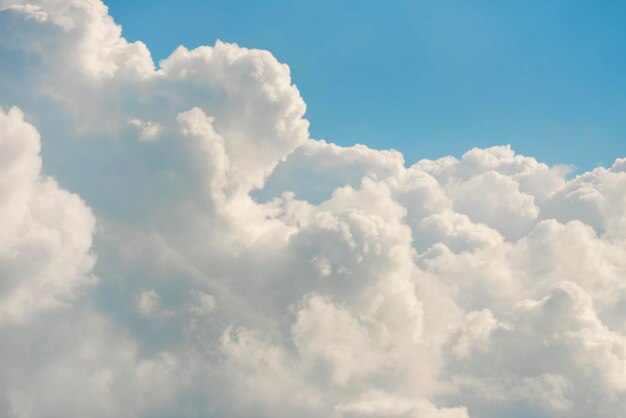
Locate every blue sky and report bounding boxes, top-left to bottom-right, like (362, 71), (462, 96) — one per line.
(107, 0), (626, 172)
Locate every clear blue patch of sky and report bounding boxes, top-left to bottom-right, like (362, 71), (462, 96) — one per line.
(106, 0), (626, 172)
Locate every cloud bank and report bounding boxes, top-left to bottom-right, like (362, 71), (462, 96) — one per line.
(0, 1), (625, 417)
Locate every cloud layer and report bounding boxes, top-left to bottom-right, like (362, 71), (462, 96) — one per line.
(0, 1), (625, 417)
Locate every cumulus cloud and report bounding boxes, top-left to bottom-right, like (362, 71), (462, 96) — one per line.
(128, 119), (163, 142)
(0, 1), (624, 417)
(0, 106), (95, 324)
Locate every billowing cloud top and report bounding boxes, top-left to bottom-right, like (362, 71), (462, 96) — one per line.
(0, 1), (625, 417)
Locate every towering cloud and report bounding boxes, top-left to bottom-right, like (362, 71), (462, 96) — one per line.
(0, 1), (624, 417)
(0, 107), (95, 323)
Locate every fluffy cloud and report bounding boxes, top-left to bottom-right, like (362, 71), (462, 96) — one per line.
(0, 106), (95, 324)
(0, 1), (625, 417)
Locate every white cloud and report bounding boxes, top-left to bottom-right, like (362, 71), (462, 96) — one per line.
(0, 106), (95, 324)
(334, 390), (469, 418)
(0, 1), (624, 417)
(128, 118), (162, 141)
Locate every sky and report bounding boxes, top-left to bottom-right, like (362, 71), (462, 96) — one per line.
(0, 1), (626, 418)
(106, 0), (626, 172)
